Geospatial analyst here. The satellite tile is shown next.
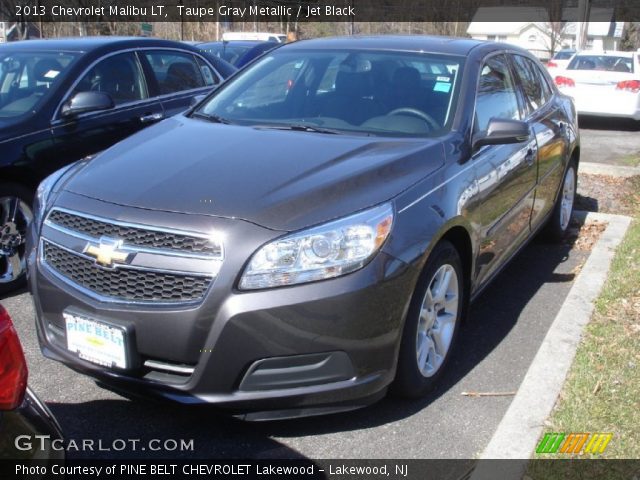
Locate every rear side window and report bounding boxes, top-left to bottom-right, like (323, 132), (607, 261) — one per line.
(511, 55), (552, 113)
(195, 57), (218, 86)
(143, 51), (206, 94)
(474, 54), (521, 132)
(73, 52), (147, 105)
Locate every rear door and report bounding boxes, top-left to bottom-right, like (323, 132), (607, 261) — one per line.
(469, 53), (538, 287)
(510, 54), (568, 230)
(139, 50), (220, 117)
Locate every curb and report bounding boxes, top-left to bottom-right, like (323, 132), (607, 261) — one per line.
(580, 162), (640, 178)
(471, 210), (632, 477)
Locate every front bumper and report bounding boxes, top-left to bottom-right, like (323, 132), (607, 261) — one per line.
(30, 196), (417, 417)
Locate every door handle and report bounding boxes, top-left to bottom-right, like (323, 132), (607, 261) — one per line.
(140, 113), (163, 123)
(525, 148), (536, 166)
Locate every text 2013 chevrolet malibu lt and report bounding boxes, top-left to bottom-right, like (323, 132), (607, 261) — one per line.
(28, 36), (578, 419)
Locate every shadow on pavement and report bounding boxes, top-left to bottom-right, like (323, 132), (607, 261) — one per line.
(0, 284), (28, 302)
(579, 115), (640, 132)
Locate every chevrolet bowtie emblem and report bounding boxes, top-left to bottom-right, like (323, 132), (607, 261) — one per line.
(84, 238), (132, 268)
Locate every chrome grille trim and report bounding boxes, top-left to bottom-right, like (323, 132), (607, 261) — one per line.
(45, 207), (223, 259)
(40, 239), (213, 304)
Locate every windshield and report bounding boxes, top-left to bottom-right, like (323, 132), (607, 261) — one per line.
(567, 54), (634, 73)
(0, 51), (78, 119)
(196, 49), (463, 137)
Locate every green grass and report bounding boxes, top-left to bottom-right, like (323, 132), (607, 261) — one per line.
(619, 153), (640, 167)
(534, 176), (640, 460)
(526, 178), (640, 479)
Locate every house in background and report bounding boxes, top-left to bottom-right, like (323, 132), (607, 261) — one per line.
(467, 7), (624, 61)
(467, 20), (559, 60)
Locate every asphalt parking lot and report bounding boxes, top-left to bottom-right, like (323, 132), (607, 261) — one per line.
(579, 117), (640, 166)
(1, 120), (636, 461)
(1, 231), (586, 461)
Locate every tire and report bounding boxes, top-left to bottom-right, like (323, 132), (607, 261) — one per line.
(543, 160), (577, 242)
(0, 183), (34, 296)
(392, 240), (465, 398)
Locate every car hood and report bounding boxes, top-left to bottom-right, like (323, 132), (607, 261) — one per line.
(64, 115), (446, 231)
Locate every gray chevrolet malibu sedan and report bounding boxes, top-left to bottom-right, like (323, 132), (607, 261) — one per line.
(27, 36), (578, 419)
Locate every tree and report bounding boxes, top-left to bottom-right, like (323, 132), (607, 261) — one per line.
(620, 22), (640, 51)
(542, 21), (571, 58)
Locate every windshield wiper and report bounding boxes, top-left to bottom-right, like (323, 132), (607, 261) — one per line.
(191, 112), (232, 124)
(255, 123), (342, 135)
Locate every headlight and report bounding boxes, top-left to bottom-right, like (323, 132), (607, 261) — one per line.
(239, 203), (393, 290)
(33, 161), (85, 229)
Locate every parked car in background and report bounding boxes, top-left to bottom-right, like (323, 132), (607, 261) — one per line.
(196, 40), (279, 68)
(222, 31), (287, 43)
(554, 50), (640, 120)
(0, 304), (64, 460)
(0, 37), (236, 295)
(546, 48), (577, 72)
(29, 36), (578, 420)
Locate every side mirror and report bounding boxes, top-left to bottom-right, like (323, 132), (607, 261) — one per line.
(472, 118), (530, 151)
(190, 94), (207, 107)
(61, 91), (114, 118)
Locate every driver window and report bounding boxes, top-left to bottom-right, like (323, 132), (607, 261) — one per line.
(475, 54), (520, 132)
(74, 53), (147, 105)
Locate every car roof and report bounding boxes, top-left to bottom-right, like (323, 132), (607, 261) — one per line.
(575, 50), (635, 57)
(197, 40), (273, 47)
(0, 36), (196, 54)
(281, 35), (489, 56)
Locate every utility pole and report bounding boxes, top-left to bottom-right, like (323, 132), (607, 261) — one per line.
(576, 0), (590, 50)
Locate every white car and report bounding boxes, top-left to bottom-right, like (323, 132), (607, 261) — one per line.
(553, 51), (640, 120)
(546, 49), (577, 73)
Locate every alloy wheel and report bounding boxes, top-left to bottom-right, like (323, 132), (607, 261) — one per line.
(560, 166), (575, 231)
(416, 263), (459, 377)
(0, 196), (33, 285)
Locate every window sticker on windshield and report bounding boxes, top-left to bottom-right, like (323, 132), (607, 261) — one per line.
(436, 76), (450, 82)
(44, 70), (59, 79)
(434, 82), (451, 93)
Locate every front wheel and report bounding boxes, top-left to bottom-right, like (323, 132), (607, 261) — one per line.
(543, 161), (577, 242)
(0, 183), (34, 296)
(392, 240), (465, 398)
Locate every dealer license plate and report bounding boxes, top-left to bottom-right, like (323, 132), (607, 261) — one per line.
(64, 312), (127, 369)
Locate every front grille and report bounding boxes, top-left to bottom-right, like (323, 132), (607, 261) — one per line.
(47, 210), (221, 256)
(43, 241), (211, 302)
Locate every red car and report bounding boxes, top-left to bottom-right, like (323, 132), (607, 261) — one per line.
(0, 304), (64, 460)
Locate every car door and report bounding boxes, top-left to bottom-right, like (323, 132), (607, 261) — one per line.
(139, 50), (220, 117)
(50, 51), (165, 163)
(469, 53), (538, 287)
(510, 54), (568, 230)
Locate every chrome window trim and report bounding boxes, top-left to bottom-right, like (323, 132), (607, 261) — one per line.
(39, 238), (214, 306)
(51, 46), (223, 124)
(45, 207), (224, 261)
